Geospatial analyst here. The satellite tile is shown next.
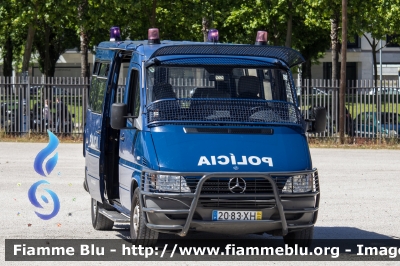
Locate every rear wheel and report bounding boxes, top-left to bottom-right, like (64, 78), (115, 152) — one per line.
(130, 188), (158, 246)
(83, 170), (89, 192)
(283, 227), (314, 248)
(91, 198), (114, 230)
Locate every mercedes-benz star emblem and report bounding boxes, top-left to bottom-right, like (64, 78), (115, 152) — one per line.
(228, 177), (246, 193)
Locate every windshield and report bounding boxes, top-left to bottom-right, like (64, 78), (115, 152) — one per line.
(145, 65), (301, 127)
(146, 66), (295, 103)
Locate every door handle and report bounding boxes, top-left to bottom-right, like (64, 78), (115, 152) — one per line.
(120, 133), (125, 141)
(96, 130), (101, 134)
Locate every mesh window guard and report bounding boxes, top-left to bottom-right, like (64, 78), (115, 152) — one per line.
(146, 99), (301, 127)
(149, 45), (305, 67)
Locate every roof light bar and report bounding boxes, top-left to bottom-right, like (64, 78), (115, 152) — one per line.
(148, 28), (160, 44)
(207, 29), (219, 43)
(255, 31), (268, 45)
(110, 26), (121, 42)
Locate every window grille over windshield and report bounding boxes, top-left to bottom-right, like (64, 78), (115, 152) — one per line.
(149, 44), (305, 67)
(146, 66), (300, 127)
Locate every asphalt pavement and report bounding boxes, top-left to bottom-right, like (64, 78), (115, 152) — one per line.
(0, 142), (399, 265)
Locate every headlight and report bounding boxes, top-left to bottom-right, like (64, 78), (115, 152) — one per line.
(144, 174), (191, 193)
(282, 174), (313, 193)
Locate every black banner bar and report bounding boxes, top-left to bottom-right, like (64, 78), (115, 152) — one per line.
(5, 239), (400, 261)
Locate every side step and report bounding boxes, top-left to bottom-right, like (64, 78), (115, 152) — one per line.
(98, 209), (130, 223)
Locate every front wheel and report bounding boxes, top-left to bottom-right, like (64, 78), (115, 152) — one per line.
(130, 188), (158, 246)
(83, 170), (89, 192)
(91, 198), (114, 230)
(283, 226), (314, 248)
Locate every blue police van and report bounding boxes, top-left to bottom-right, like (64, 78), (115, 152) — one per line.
(83, 27), (326, 247)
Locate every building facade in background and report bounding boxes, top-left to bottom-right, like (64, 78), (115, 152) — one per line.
(311, 33), (400, 82)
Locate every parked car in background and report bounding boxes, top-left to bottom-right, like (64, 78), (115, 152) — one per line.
(52, 86), (71, 96)
(0, 100), (28, 132)
(30, 86), (41, 95)
(0, 102), (13, 115)
(320, 106), (353, 136)
(30, 101), (74, 134)
(0, 102), (13, 130)
(297, 87), (329, 96)
(29, 86), (71, 97)
(353, 112), (391, 138)
(380, 112), (400, 136)
(57, 111), (74, 134)
(369, 88), (400, 95)
(312, 88), (329, 95)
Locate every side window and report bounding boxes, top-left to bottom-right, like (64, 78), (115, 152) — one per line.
(88, 77), (97, 111)
(262, 70), (273, 100)
(128, 69), (140, 118)
(89, 61), (109, 113)
(93, 62), (100, 75)
(268, 69), (292, 102)
(282, 71), (294, 103)
(99, 63), (110, 77)
(115, 61), (129, 103)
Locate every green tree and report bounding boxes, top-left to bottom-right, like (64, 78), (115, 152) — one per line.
(304, 0), (362, 81)
(357, 0), (400, 86)
(10, 0), (41, 74)
(223, 0), (289, 45)
(0, 0), (27, 76)
(222, 0), (330, 77)
(74, 0), (146, 78)
(0, 1), (15, 76)
(31, 0), (79, 77)
(33, 26), (79, 77)
(304, 0), (343, 81)
(1, 0), (80, 77)
(293, 20), (331, 80)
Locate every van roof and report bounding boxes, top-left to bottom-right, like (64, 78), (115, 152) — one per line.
(97, 40), (305, 68)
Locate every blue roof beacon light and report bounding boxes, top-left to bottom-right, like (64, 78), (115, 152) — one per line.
(110, 26), (121, 41)
(207, 29), (219, 43)
(148, 28), (161, 44)
(255, 30), (268, 45)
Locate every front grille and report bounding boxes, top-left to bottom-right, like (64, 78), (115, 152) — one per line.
(198, 198), (276, 209)
(142, 158), (149, 167)
(186, 177), (288, 194)
(314, 172), (320, 191)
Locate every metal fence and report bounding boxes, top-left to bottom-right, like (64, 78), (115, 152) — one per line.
(0, 76), (89, 135)
(1, 76), (399, 140)
(298, 79), (400, 139)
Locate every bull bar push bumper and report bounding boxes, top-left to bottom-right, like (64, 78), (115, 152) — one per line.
(139, 169), (319, 237)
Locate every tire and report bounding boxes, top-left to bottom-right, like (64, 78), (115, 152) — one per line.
(91, 198), (114, 230)
(83, 180), (89, 192)
(283, 226), (314, 248)
(83, 170), (89, 192)
(130, 188), (159, 246)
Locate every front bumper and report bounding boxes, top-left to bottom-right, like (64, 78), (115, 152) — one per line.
(139, 170), (319, 237)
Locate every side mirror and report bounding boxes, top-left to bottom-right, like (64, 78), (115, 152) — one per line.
(307, 106), (326, 133)
(110, 103), (127, 129)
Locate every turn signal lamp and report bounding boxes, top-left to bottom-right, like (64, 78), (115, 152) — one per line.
(255, 31), (268, 45)
(148, 28), (161, 44)
(110, 26), (121, 41)
(207, 29), (219, 43)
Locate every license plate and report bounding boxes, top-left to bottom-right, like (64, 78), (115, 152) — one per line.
(212, 210), (262, 221)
